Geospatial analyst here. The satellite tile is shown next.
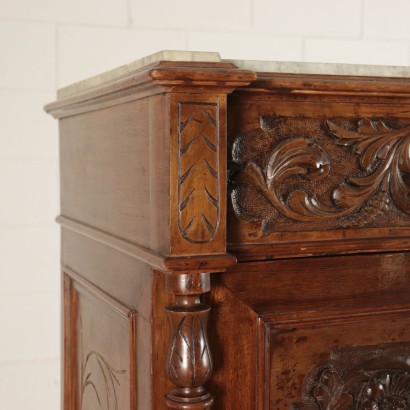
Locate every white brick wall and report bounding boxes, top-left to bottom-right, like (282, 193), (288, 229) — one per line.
(254, 0), (362, 37)
(58, 25), (187, 86)
(1, 1), (410, 408)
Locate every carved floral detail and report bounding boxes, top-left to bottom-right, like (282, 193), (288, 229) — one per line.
(230, 118), (410, 233)
(312, 361), (410, 410)
(178, 102), (220, 244)
(361, 371), (410, 410)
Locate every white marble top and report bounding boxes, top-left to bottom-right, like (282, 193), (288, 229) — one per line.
(229, 59), (410, 78)
(57, 50), (222, 98)
(58, 50), (410, 99)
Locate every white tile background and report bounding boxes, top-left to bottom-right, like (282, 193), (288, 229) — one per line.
(1, 0), (410, 408)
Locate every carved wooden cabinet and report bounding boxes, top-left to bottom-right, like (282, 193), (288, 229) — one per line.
(45, 51), (410, 410)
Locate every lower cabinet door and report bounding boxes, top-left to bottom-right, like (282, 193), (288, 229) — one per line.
(262, 311), (410, 409)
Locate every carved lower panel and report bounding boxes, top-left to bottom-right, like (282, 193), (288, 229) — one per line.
(299, 343), (410, 410)
(81, 349), (126, 410)
(178, 102), (220, 244)
(64, 271), (136, 410)
(229, 116), (410, 236)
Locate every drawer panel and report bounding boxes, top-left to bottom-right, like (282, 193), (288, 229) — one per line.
(227, 96), (410, 261)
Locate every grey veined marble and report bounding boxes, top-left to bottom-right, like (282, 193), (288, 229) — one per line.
(57, 50), (410, 99)
(228, 59), (410, 78)
(57, 50), (222, 99)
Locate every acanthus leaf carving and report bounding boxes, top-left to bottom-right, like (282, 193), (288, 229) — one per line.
(230, 116), (410, 233)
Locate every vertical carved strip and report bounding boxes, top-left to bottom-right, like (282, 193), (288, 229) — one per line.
(165, 273), (213, 410)
(170, 94), (227, 255)
(178, 102), (220, 244)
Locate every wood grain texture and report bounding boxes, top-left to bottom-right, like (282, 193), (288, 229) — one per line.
(220, 252), (410, 315)
(59, 98), (152, 248)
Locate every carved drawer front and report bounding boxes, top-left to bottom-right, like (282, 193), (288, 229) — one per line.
(64, 272), (136, 410)
(261, 311), (410, 410)
(228, 112), (410, 258)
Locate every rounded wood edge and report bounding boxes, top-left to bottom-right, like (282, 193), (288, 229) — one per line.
(229, 235), (410, 262)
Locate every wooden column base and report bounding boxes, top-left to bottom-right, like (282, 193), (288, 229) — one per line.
(166, 387), (213, 409)
(165, 273), (213, 410)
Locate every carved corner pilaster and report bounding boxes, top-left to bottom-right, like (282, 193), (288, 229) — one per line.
(169, 93), (227, 255)
(160, 68), (253, 407)
(165, 272), (213, 410)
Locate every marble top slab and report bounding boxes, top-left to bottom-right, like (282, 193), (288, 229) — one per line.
(57, 50), (222, 99)
(229, 59), (410, 78)
(58, 50), (410, 99)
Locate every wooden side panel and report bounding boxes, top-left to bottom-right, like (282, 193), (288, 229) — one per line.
(149, 94), (170, 254)
(61, 229), (153, 312)
(64, 272), (137, 410)
(60, 96), (168, 251)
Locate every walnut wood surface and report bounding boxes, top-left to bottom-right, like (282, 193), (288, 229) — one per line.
(46, 59), (410, 410)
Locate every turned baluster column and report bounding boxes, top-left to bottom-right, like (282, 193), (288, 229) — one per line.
(165, 272), (213, 409)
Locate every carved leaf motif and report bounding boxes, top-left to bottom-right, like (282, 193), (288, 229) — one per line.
(391, 143), (410, 214)
(327, 119), (410, 216)
(81, 351), (126, 410)
(230, 117), (410, 231)
(167, 311), (212, 388)
(266, 138), (331, 186)
(234, 138), (332, 224)
(178, 102), (220, 244)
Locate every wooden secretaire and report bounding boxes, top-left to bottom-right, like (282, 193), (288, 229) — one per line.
(45, 51), (410, 410)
